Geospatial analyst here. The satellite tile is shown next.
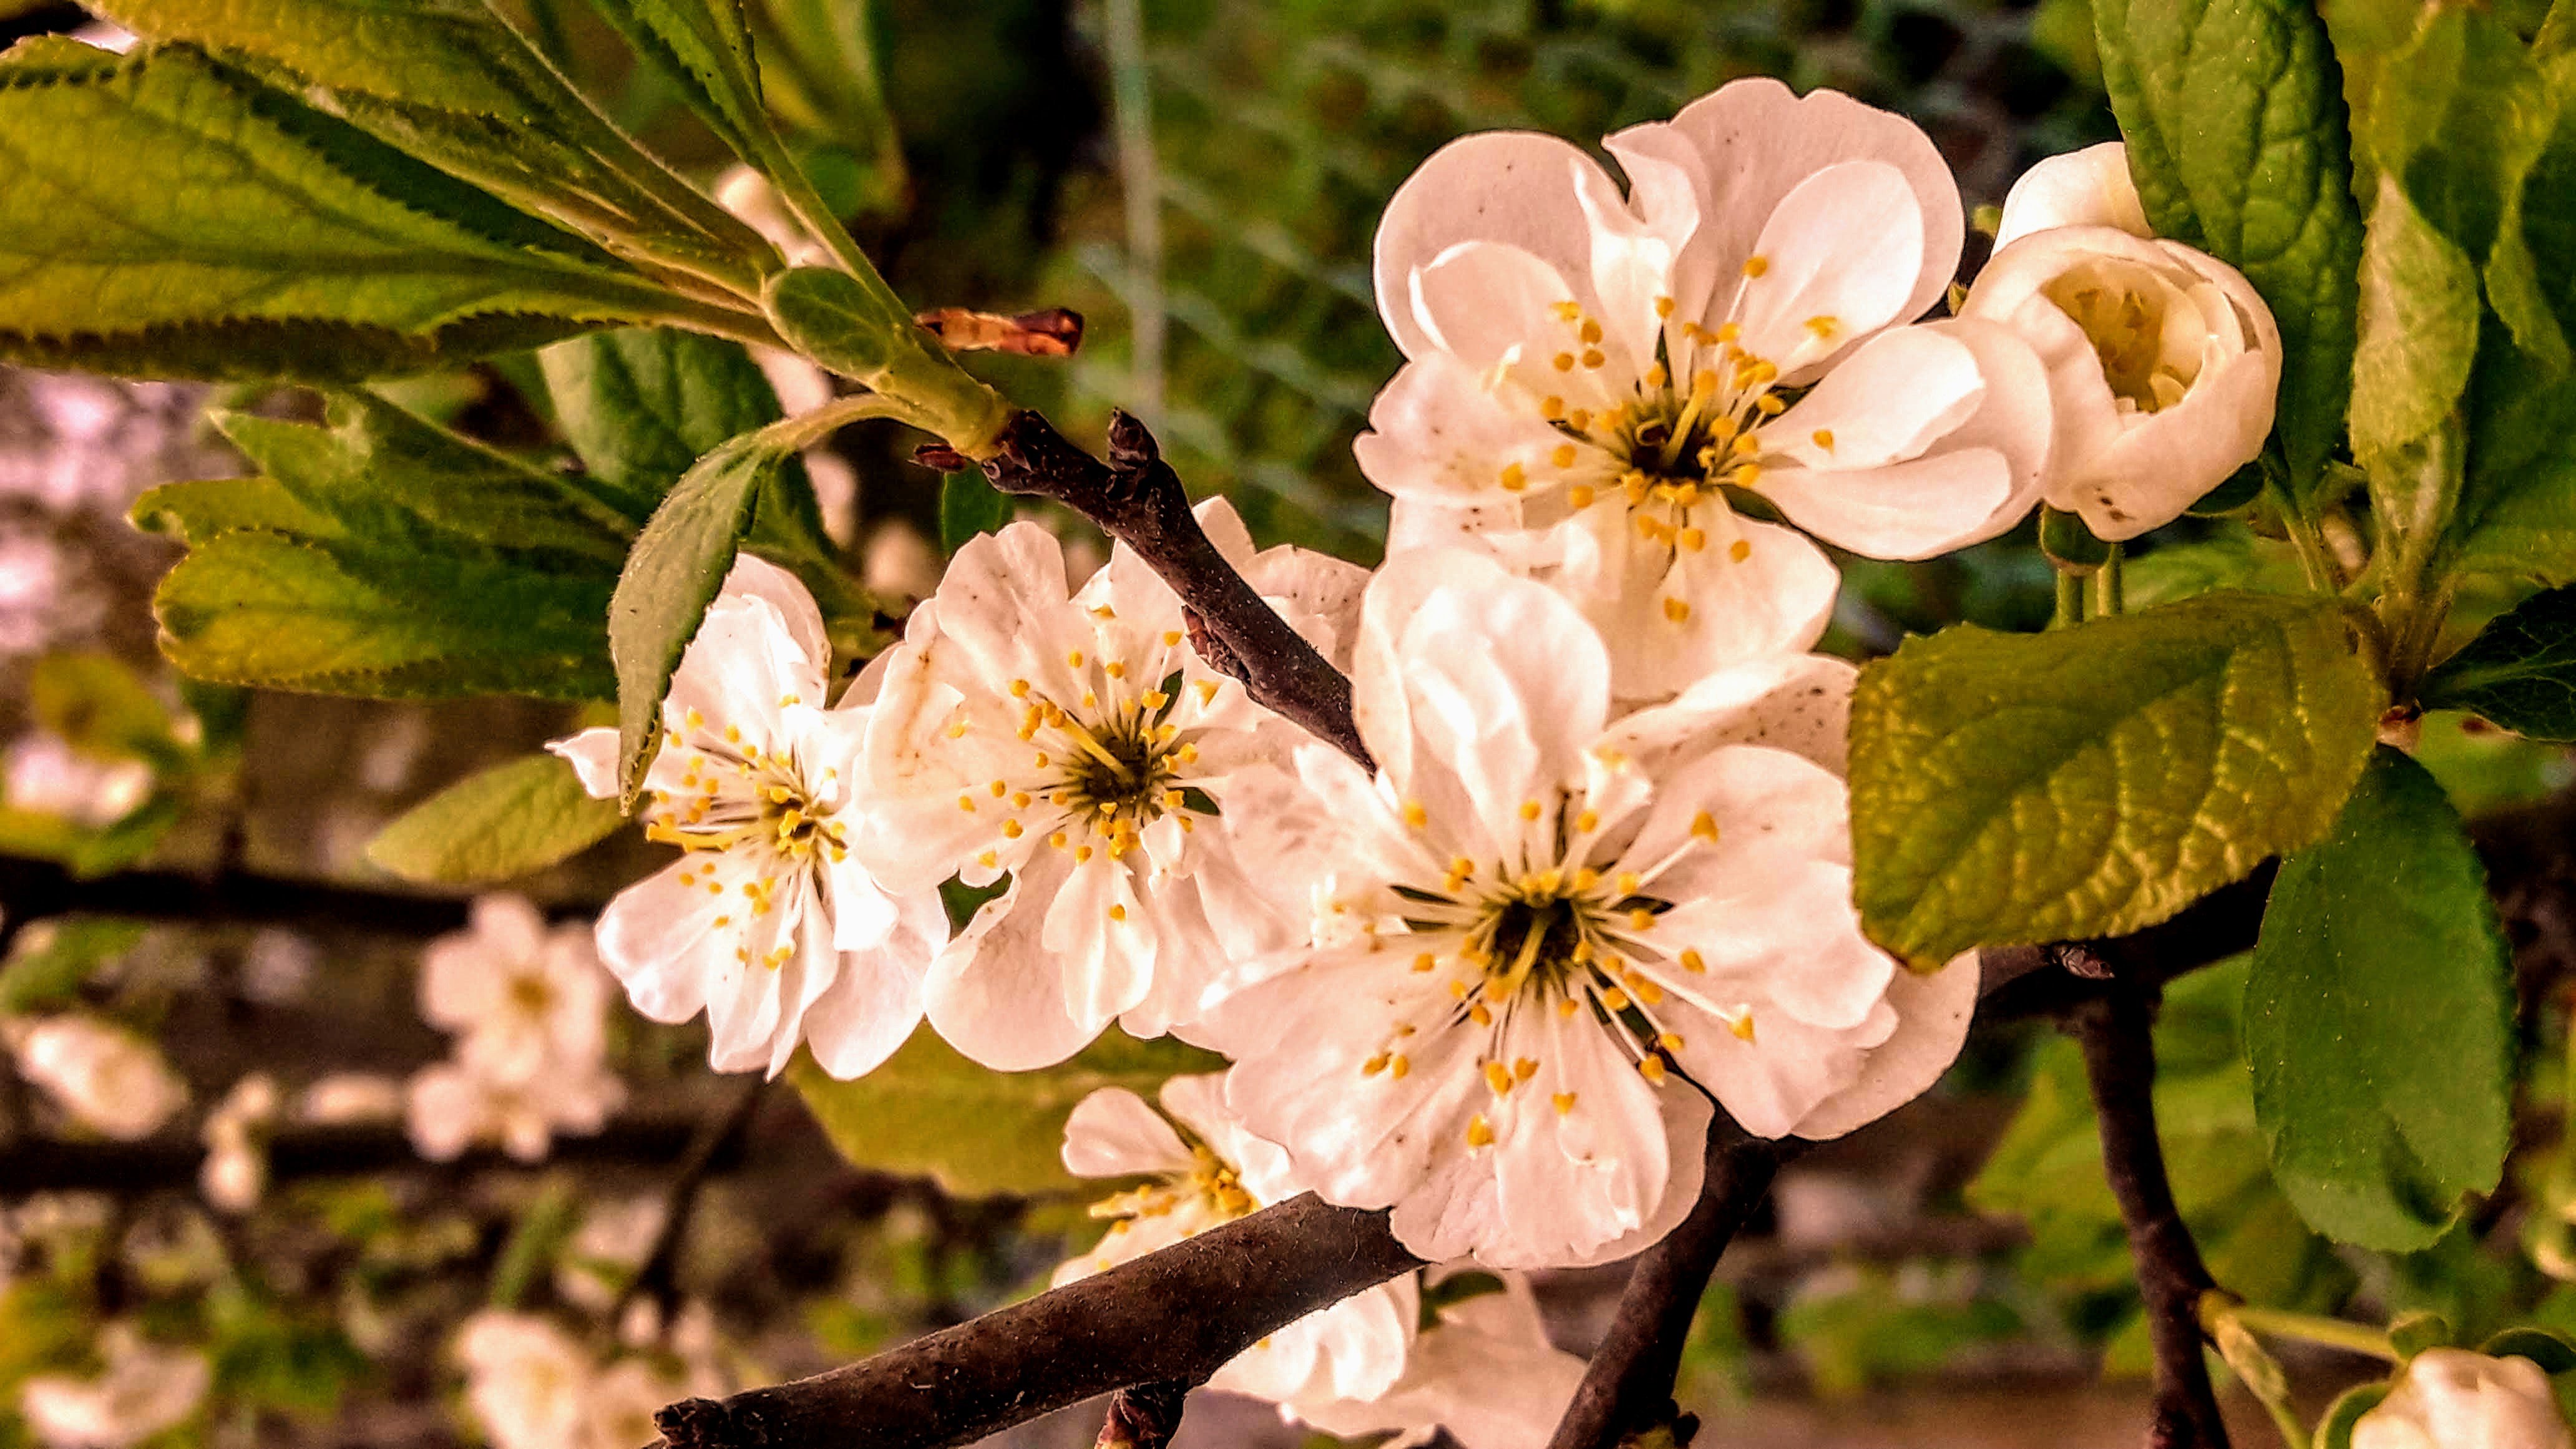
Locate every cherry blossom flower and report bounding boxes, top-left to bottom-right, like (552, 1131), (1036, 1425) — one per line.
(2352, 1349), (2575, 1449)
(456, 1309), (706, 1449)
(863, 500), (1365, 1070)
(404, 1055), (622, 1163)
(1053, 1075), (1417, 1413)
(419, 895), (610, 1086)
(1295, 1273), (1586, 1449)
(2, 733), (151, 827)
(554, 555), (947, 1080)
(17, 1324), (209, 1449)
(199, 1071), (278, 1214)
(1203, 550), (1974, 1267)
(1357, 78), (2053, 698)
(1961, 142), (2280, 540)
(4, 1014), (185, 1141)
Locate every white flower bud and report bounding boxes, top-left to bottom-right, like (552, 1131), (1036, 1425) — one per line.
(2353, 1350), (2576, 1449)
(6, 1015), (185, 1141)
(1962, 145), (2282, 541)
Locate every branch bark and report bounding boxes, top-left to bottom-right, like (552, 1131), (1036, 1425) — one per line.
(1, 1113), (729, 1195)
(653, 1191), (1423, 1449)
(0, 853), (592, 953)
(931, 409), (1371, 768)
(1546, 1120), (1797, 1449)
(2069, 983), (2231, 1449)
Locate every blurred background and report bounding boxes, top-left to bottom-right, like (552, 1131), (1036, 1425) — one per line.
(0, 1), (2572, 1447)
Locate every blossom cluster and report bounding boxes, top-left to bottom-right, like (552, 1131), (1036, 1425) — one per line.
(404, 894), (625, 1163)
(551, 74), (2280, 1434)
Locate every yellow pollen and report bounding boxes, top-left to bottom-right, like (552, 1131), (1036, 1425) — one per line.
(1568, 484), (1596, 509)
(1403, 800), (1428, 829)
(1364, 1053), (1388, 1076)
(1012, 791), (1033, 808)
(957, 794), (977, 812)
(1390, 1054), (1410, 1079)
(977, 850), (998, 869)
(1469, 1002), (1493, 1027)
(1518, 799), (1543, 822)
(1109, 904), (1127, 922)
(1049, 831), (1070, 849)
(1553, 351), (1576, 372)
(1413, 952), (1438, 973)
(1601, 988), (1631, 1012)
(990, 779), (1008, 798)
(1629, 908), (1657, 931)
(1729, 538), (1753, 563)
(1580, 348), (1606, 369)
(1105, 660), (1126, 680)
(1075, 845), (1094, 863)
(1449, 855), (1475, 879)
(1066, 649), (1085, 668)
(1679, 527), (1707, 552)
(1639, 1056), (1669, 1083)
(1003, 820), (1024, 839)
(713, 914), (730, 927)
(1634, 978), (1664, 1007)
(1466, 1116), (1496, 1148)
(1742, 255), (1769, 278)
(1550, 443), (1578, 469)
(724, 724), (742, 743)
(1194, 680), (1219, 705)
(1542, 395), (1566, 420)
(1163, 630), (1184, 646)
(1730, 1013), (1757, 1043)
(1553, 1091), (1578, 1115)
(1617, 872), (1641, 895)
(1573, 810), (1599, 834)
(1514, 1057), (1538, 1081)
(1658, 1032), (1684, 1052)
(1551, 300), (1582, 321)
(1715, 322), (1742, 343)
(1804, 315), (1838, 338)
(1755, 394), (1785, 417)
(1662, 597), (1691, 623)
(1559, 998), (1580, 1018)
(1568, 409), (1593, 431)
(1484, 1061), (1513, 1095)
(1578, 318), (1603, 344)
(1691, 812), (1719, 842)
(1812, 429), (1836, 451)
(1654, 295), (1676, 318)
(1680, 949), (1706, 973)
(1143, 690), (1169, 710)
(1498, 462), (1527, 492)
(1010, 678), (1031, 697)
(1573, 870), (1601, 895)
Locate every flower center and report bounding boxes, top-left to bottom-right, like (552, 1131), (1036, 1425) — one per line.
(640, 706), (850, 866)
(966, 657), (1219, 869)
(506, 973), (555, 1017)
(1090, 1143), (1257, 1234)
(2042, 261), (2200, 413)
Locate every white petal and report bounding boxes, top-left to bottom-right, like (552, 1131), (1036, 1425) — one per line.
(798, 884), (938, 1080)
(1729, 159), (1926, 375)
(1767, 324), (1983, 472)
(1062, 1085), (1195, 1178)
(1589, 514), (1840, 704)
(717, 552), (830, 670)
(1601, 653), (1856, 778)
(547, 728), (622, 799)
(1994, 142), (2148, 248)
(1792, 950), (1977, 1139)
(1374, 132), (1614, 359)
(1353, 354), (1573, 509)
(1651, 78), (1964, 344)
(922, 852), (1100, 1070)
(1759, 446), (2014, 561)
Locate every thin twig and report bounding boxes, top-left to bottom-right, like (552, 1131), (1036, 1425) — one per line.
(1, 1113), (728, 1196)
(613, 1078), (769, 1319)
(1546, 1118), (1797, 1449)
(2070, 983), (2232, 1449)
(653, 1192), (1424, 1449)
(922, 409), (1370, 767)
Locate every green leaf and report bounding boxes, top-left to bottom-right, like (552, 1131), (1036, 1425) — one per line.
(0, 919), (149, 1014)
(365, 753), (623, 885)
(2420, 584), (2576, 737)
(762, 265), (906, 383)
(155, 531), (617, 699)
(2386, 1310), (2455, 1359)
(2349, 173), (2481, 464)
(789, 1027), (1227, 1198)
(0, 42), (698, 382)
(939, 470), (1013, 553)
(2483, 1325), (2576, 1373)
(1850, 593), (2383, 964)
(582, 0), (771, 164)
(2315, 1382), (2393, 1449)
(2246, 748), (2514, 1251)
(2094, 0), (2364, 490)
(539, 327), (786, 520)
(130, 476), (346, 544)
(79, 0), (778, 291)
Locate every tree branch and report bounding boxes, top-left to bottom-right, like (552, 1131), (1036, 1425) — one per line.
(1, 1113), (730, 1196)
(927, 409), (1372, 768)
(1093, 1381), (1194, 1449)
(2069, 983), (2231, 1449)
(1546, 1120), (1797, 1449)
(653, 1191), (1424, 1449)
(0, 854), (594, 954)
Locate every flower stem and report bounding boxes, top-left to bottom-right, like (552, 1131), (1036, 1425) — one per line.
(2218, 1302), (2400, 1362)
(2090, 544), (2125, 618)
(2054, 568), (2086, 629)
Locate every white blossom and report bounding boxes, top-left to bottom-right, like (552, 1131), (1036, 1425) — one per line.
(198, 1071), (278, 1214)
(404, 1056), (622, 1164)
(1357, 77), (2052, 700)
(1203, 550), (1974, 1267)
(455, 1309), (703, 1449)
(1295, 1274), (1585, 1449)
(863, 500), (1365, 1069)
(554, 555), (947, 1081)
(4, 1015), (185, 1141)
(3, 733), (150, 828)
(2353, 1349), (2575, 1449)
(1053, 1076), (1417, 1413)
(295, 1073), (405, 1125)
(1960, 141), (2280, 540)
(17, 1323), (210, 1449)
(419, 895), (610, 1086)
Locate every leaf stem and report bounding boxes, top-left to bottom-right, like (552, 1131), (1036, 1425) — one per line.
(2218, 1302), (2401, 1362)
(2091, 544), (2125, 618)
(2054, 568), (2086, 628)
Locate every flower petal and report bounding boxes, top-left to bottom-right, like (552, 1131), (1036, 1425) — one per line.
(1374, 132), (1612, 359)
(1061, 1085), (1195, 1179)
(1792, 950), (1977, 1139)
(1994, 141), (2148, 248)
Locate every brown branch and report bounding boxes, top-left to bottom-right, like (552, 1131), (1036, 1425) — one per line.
(923, 409), (1372, 768)
(1093, 1381), (1193, 1449)
(654, 1191), (1423, 1449)
(1546, 1120), (1797, 1449)
(0, 1113), (728, 1196)
(0, 853), (595, 954)
(2069, 983), (2230, 1449)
